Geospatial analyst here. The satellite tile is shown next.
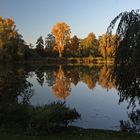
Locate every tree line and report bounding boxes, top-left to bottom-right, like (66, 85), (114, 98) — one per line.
(1, 9), (140, 63)
(0, 17), (117, 61)
(35, 22), (117, 59)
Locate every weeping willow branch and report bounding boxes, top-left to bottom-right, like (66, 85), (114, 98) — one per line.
(106, 9), (140, 64)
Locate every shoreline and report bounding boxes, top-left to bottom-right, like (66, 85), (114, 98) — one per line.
(0, 126), (140, 140)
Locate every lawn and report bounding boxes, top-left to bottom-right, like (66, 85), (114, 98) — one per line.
(0, 127), (140, 140)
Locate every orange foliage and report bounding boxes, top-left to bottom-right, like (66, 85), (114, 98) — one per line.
(0, 16), (16, 40)
(52, 22), (71, 57)
(98, 34), (118, 58)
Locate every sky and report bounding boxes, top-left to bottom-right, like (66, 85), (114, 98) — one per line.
(0, 0), (140, 45)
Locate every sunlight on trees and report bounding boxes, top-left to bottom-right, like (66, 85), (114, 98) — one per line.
(52, 22), (71, 57)
(98, 34), (118, 60)
(0, 16), (28, 60)
(80, 32), (98, 57)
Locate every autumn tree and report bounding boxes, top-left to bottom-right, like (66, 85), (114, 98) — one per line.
(80, 32), (98, 57)
(52, 22), (71, 57)
(0, 16), (26, 60)
(98, 34), (117, 60)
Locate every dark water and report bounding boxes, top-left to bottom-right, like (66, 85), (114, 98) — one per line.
(0, 64), (140, 131)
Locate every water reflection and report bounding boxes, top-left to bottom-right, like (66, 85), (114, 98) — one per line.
(52, 65), (71, 100)
(0, 64), (140, 131)
(0, 65), (33, 105)
(113, 63), (140, 132)
(0, 65), (33, 128)
(114, 64), (140, 108)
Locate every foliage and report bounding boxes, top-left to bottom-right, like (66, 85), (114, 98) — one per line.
(80, 32), (98, 57)
(36, 36), (45, 57)
(31, 102), (80, 132)
(52, 22), (71, 57)
(0, 102), (80, 133)
(0, 16), (27, 61)
(107, 9), (140, 64)
(45, 34), (58, 57)
(0, 64), (80, 133)
(98, 34), (118, 59)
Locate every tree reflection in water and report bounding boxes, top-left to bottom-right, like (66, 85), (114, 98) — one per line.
(0, 65), (33, 128)
(113, 63), (140, 132)
(52, 65), (71, 100)
(1, 63), (140, 132)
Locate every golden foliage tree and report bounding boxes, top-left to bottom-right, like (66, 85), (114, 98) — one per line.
(0, 17), (16, 48)
(98, 34), (118, 60)
(0, 16), (25, 60)
(80, 32), (98, 57)
(52, 22), (71, 57)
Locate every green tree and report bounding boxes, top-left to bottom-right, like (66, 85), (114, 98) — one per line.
(36, 36), (44, 57)
(70, 35), (79, 57)
(45, 33), (56, 57)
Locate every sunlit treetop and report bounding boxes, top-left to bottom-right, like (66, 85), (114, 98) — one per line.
(52, 22), (71, 57)
(0, 16), (17, 39)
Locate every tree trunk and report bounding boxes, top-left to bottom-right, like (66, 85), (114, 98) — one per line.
(59, 51), (62, 57)
(104, 46), (107, 63)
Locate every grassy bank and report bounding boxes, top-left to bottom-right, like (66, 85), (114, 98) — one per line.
(0, 127), (140, 140)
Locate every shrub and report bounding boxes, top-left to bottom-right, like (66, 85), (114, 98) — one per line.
(0, 102), (80, 133)
(30, 102), (81, 132)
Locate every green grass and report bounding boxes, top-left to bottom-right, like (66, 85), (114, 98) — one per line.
(0, 127), (140, 140)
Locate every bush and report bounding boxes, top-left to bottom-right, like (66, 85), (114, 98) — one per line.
(0, 102), (80, 133)
(30, 102), (81, 132)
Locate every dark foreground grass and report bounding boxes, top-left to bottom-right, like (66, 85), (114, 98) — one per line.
(0, 127), (140, 140)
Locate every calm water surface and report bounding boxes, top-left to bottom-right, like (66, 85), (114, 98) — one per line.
(1, 64), (140, 131)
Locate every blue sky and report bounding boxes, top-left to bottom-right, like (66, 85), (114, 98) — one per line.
(0, 0), (140, 44)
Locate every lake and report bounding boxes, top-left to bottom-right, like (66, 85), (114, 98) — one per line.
(0, 63), (140, 131)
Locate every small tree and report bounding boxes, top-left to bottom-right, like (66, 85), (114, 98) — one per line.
(70, 35), (79, 56)
(36, 36), (44, 56)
